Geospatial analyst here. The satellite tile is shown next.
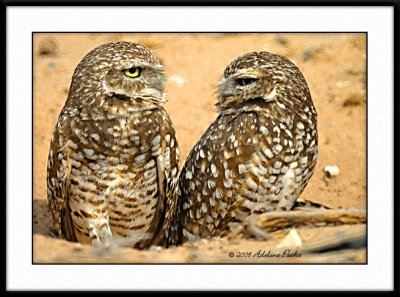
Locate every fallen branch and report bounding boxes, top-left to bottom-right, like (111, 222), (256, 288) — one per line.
(226, 208), (366, 240)
(244, 208), (366, 232)
(302, 229), (366, 253)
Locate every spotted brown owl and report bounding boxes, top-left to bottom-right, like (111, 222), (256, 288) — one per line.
(47, 42), (179, 249)
(170, 51), (318, 244)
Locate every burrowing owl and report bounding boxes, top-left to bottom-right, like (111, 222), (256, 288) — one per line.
(47, 42), (179, 249)
(171, 51), (318, 244)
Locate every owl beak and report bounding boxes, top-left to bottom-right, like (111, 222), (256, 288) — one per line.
(107, 92), (131, 101)
(263, 86), (277, 102)
(218, 77), (235, 97)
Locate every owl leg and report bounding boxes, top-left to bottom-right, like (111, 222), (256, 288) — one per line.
(87, 220), (113, 247)
(69, 196), (113, 245)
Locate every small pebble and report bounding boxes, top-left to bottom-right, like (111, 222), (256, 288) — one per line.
(274, 36), (288, 46)
(323, 165), (340, 178)
(276, 228), (303, 248)
(39, 38), (57, 56)
(169, 75), (185, 86)
(302, 47), (322, 62)
(149, 245), (163, 252)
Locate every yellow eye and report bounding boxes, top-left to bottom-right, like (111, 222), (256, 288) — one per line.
(124, 67), (141, 78)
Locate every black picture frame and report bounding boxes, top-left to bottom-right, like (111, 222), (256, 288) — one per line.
(3, 0), (397, 293)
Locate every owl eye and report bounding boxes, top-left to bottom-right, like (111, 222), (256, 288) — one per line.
(124, 67), (142, 78)
(236, 77), (258, 86)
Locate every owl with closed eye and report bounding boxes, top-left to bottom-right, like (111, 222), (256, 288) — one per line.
(169, 51), (318, 244)
(47, 42), (180, 249)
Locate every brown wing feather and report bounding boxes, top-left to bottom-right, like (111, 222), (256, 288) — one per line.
(175, 112), (258, 240)
(147, 111), (180, 247)
(177, 110), (289, 240)
(47, 125), (76, 241)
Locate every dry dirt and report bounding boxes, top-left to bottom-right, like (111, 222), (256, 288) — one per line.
(33, 33), (366, 263)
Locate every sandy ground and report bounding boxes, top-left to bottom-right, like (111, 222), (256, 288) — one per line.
(33, 33), (366, 263)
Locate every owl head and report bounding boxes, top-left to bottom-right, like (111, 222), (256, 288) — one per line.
(217, 51), (312, 113)
(67, 41), (165, 110)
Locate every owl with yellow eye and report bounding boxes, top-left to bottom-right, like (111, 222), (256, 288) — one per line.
(124, 67), (141, 78)
(47, 42), (180, 249)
